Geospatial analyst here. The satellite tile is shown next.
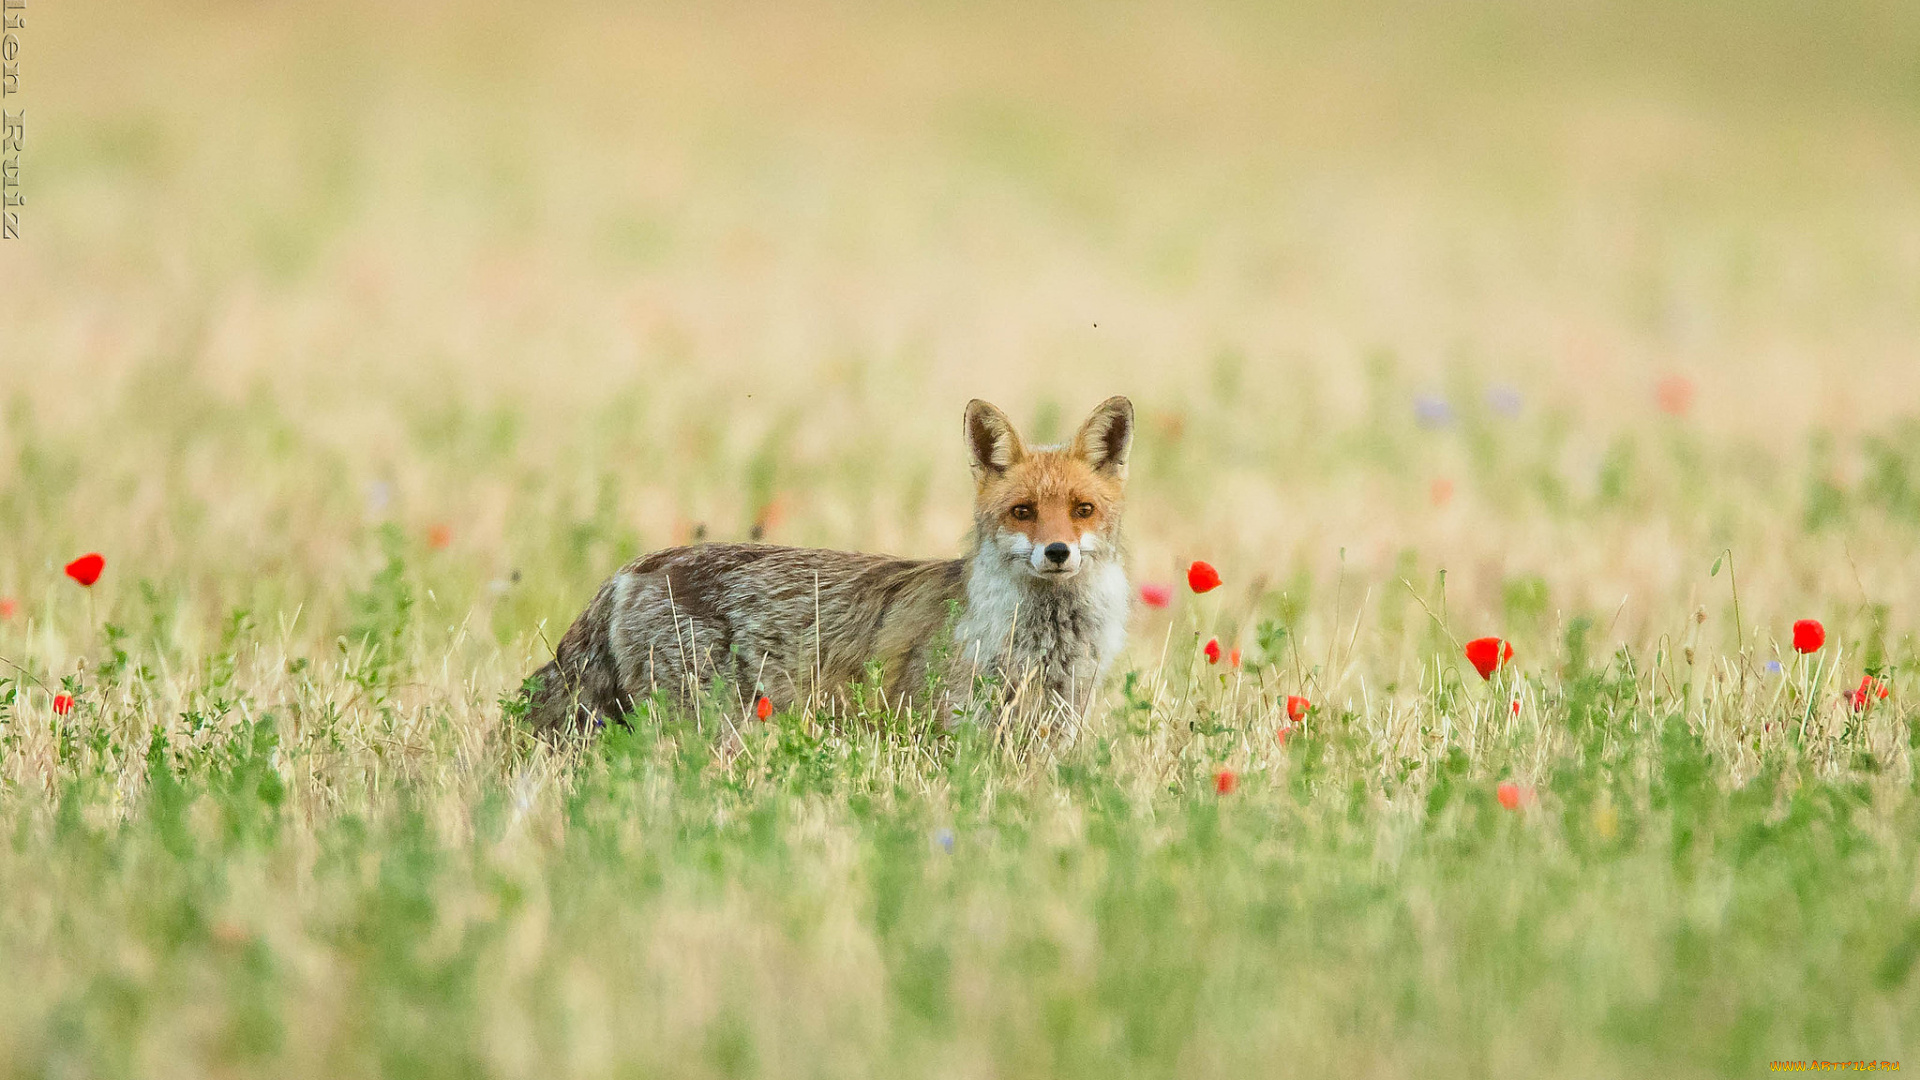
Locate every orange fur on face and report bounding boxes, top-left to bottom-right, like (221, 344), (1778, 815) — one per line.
(975, 451), (1122, 549)
(963, 395), (1134, 579)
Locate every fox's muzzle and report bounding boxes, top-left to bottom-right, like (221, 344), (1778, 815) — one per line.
(1020, 534), (1087, 578)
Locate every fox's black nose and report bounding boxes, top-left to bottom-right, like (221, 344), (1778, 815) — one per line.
(1044, 543), (1072, 565)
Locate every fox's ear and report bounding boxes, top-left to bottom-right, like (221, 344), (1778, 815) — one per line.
(965, 399), (1026, 482)
(1070, 396), (1134, 479)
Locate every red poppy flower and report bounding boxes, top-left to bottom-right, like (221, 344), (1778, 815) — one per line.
(1187, 561), (1221, 594)
(1511, 699), (1521, 716)
(1228, 648), (1241, 668)
(0, 598), (15, 620)
(1496, 782), (1532, 811)
(1464, 637), (1514, 680)
(1656, 375), (1695, 417)
(1792, 620), (1825, 654)
(1850, 676), (1890, 713)
(1277, 724), (1296, 747)
(427, 524), (452, 550)
(52, 693), (73, 715)
(1286, 695), (1310, 723)
(64, 553), (105, 587)
(755, 695), (773, 721)
(1203, 638), (1222, 665)
(1214, 767), (1237, 795)
(1139, 583), (1173, 609)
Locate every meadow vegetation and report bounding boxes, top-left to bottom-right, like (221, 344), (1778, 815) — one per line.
(3, 1), (1920, 1076)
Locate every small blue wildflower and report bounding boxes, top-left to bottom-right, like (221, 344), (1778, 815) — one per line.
(1414, 396), (1454, 429)
(1487, 385), (1523, 418)
(1765, 660), (1784, 675)
(934, 828), (955, 854)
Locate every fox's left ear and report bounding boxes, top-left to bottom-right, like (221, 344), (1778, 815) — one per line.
(1070, 396), (1134, 479)
(966, 399), (1027, 483)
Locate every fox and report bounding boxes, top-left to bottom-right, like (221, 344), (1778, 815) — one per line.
(523, 395), (1136, 739)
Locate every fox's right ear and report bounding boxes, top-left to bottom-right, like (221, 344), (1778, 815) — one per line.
(1070, 395), (1134, 479)
(965, 399), (1026, 483)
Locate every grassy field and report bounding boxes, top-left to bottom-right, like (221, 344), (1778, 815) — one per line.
(4, 1), (1920, 1076)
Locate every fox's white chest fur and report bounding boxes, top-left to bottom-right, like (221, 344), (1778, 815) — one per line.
(952, 554), (1130, 721)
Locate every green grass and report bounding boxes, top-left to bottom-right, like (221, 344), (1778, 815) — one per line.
(3, 389), (1918, 1077)
(6, 632), (1917, 1078)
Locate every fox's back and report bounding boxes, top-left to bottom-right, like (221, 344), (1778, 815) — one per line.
(531, 543), (966, 731)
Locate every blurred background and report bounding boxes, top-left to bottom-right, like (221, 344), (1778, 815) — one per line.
(4, 0), (1920, 656)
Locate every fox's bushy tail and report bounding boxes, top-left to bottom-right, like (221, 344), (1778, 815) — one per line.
(520, 579), (628, 739)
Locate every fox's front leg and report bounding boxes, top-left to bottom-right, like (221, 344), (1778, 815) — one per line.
(937, 663), (1032, 736)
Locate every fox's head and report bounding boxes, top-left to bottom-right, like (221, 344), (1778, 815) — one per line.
(965, 396), (1133, 582)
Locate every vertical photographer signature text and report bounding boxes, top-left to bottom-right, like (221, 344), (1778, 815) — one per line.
(2, 0), (22, 240)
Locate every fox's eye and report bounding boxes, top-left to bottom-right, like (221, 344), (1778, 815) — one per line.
(1010, 504), (1035, 521)
(1074, 502), (1096, 519)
